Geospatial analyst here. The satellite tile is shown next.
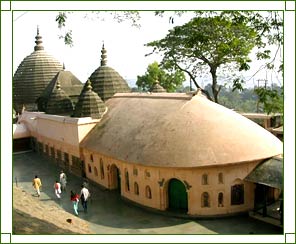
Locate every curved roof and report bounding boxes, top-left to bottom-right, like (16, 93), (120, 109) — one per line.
(73, 80), (107, 119)
(13, 28), (63, 113)
(45, 82), (74, 116)
(37, 69), (83, 111)
(81, 93), (283, 168)
(89, 44), (130, 101)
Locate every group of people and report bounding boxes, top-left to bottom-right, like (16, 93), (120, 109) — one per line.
(32, 171), (90, 216)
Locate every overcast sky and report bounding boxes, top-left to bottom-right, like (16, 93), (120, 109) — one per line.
(13, 10), (283, 89)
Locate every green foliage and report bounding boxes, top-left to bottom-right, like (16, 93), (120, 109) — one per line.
(146, 15), (257, 103)
(254, 86), (283, 114)
(136, 61), (185, 92)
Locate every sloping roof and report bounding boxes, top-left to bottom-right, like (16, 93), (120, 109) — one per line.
(81, 93), (283, 168)
(13, 28), (63, 113)
(89, 44), (130, 101)
(37, 70), (83, 111)
(45, 82), (74, 116)
(245, 156), (283, 189)
(150, 80), (166, 93)
(73, 80), (107, 119)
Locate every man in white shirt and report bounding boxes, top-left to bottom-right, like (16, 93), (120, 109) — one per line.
(80, 185), (90, 213)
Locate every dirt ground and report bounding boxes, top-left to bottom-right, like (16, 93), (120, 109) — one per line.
(13, 186), (94, 234)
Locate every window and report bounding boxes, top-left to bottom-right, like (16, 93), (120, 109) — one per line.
(231, 184), (244, 205)
(94, 167), (98, 176)
(145, 186), (152, 199)
(45, 145), (49, 155)
(218, 173), (224, 184)
(88, 164), (92, 173)
(64, 152), (69, 163)
(218, 192), (224, 207)
(90, 154), (94, 162)
(202, 174), (208, 185)
(50, 147), (55, 158)
(125, 169), (130, 192)
(145, 170), (150, 178)
(201, 192), (210, 207)
(134, 182), (139, 195)
(100, 159), (105, 179)
(133, 168), (138, 176)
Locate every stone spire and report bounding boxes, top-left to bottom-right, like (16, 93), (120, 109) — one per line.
(34, 26), (44, 51)
(100, 43), (107, 66)
(150, 79), (166, 93)
(73, 79), (107, 119)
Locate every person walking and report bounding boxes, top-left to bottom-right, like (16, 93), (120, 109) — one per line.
(80, 184), (90, 213)
(59, 170), (67, 192)
(70, 190), (80, 216)
(54, 180), (62, 199)
(32, 175), (42, 197)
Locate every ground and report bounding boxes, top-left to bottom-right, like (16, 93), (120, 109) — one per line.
(13, 186), (93, 234)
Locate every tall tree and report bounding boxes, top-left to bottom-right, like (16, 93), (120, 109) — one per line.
(146, 16), (258, 103)
(136, 61), (185, 92)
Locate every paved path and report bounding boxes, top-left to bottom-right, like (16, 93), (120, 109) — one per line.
(13, 152), (282, 235)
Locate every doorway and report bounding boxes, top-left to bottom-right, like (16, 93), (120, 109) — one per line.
(168, 178), (188, 212)
(110, 164), (121, 192)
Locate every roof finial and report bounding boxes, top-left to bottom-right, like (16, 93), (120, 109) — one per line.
(86, 79), (92, 91)
(34, 25), (44, 51)
(100, 42), (107, 66)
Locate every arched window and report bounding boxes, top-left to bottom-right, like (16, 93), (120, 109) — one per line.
(88, 164), (92, 173)
(218, 192), (224, 207)
(125, 169), (130, 192)
(134, 182), (139, 195)
(145, 185), (152, 199)
(218, 173), (224, 184)
(201, 192), (210, 207)
(202, 174), (208, 185)
(90, 154), (94, 162)
(100, 158), (105, 179)
(231, 184), (244, 205)
(94, 167), (98, 176)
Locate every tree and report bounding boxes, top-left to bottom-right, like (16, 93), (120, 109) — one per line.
(146, 15), (258, 103)
(136, 61), (185, 92)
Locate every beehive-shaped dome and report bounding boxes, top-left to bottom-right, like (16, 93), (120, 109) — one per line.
(13, 27), (63, 113)
(150, 80), (166, 93)
(45, 81), (74, 116)
(73, 80), (107, 119)
(88, 44), (130, 101)
(37, 66), (83, 111)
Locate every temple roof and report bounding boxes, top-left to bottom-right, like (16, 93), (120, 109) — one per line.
(88, 44), (130, 101)
(45, 81), (74, 116)
(37, 69), (83, 111)
(73, 80), (107, 119)
(13, 27), (63, 113)
(150, 80), (166, 93)
(81, 92), (282, 168)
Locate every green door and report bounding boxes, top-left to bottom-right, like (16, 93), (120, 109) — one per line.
(168, 179), (188, 211)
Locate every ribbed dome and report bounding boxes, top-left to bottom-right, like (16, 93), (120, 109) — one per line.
(150, 80), (166, 93)
(37, 68), (83, 111)
(73, 80), (107, 119)
(89, 44), (130, 101)
(13, 27), (63, 113)
(45, 82), (74, 116)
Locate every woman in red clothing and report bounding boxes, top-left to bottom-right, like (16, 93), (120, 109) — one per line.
(70, 190), (79, 216)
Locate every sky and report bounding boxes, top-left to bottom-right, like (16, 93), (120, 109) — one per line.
(13, 10), (283, 89)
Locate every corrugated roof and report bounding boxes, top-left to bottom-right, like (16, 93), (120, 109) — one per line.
(245, 157), (283, 189)
(13, 28), (63, 113)
(73, 80), (107, 119)
(89, 45), (130, 101)
(37, 70), (83, 111)
(81, 93), (283, 168)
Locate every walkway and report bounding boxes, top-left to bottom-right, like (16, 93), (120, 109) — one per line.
(13, 151), (283, 235)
